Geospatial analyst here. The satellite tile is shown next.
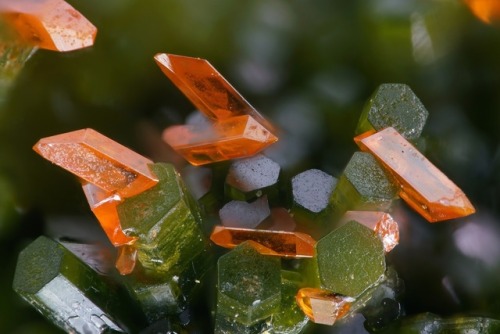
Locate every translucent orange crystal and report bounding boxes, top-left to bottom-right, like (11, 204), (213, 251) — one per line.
(34, 128), (158, 198)
(82, 183), (136, 247)
(163, 115), (278, 166)
(115, 244), (138, 276)
(464, 0), (500, 24)
(296, 288), (354, 326)
(355, 127), (475, 222)
(339, 211), (399, 252)
(0, 0), (97, 52)
(210, 225), (315, 258)
(154, 53), (276, 134)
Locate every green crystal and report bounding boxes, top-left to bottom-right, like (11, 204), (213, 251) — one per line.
(331, 152), (398, 216)
(217, 242), (281, 326)
(386, 313), (500, 333)
(270, 270), (310, 334)
(13, 236), (146, 333)
(225, 154), (281, 202)
(311, 221), (386, 297)
(118, 163), (209, 275)
(214, 312), (271, 334)
(355, 83), (429, 140)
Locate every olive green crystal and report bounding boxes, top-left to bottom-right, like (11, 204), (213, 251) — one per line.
(13, 236), (145, 333)
(355, 83), (429, 140)
(331, 152), (398, 216)
(217, 242), (281, 326)
(315, 221), (386, 297)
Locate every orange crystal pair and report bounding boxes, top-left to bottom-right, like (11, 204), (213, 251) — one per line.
(210, 225), (316, 258)
(0, 0), (97, 52)
(34, 129), (159, 273)
(155, 53), (278, 165)
(355, 127), (475, 222)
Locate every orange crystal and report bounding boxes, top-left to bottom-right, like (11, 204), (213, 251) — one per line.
(210, 225), (315, 258)
(296, 288), (354, 326)
(355, 127), (475, 222)
(34, 128), (158, 198)
(464, 0), (500, 24)
(82, 183), (136, 247)
(0, 0), (97, 52)
(163, 115), (278, 166)
(339, 211), (399, 252)
(115, 244), (138, 276)
(154, 53), (276, 134)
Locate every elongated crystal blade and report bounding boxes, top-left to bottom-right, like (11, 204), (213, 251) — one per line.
(355, 127), (475, 222)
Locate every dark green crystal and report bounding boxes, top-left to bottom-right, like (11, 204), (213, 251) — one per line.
(217, 242), (281, 326)
(355, 83), (429, 140)
(13, 236), (146, 333)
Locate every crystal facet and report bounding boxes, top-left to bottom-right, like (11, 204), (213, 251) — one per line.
(225, 154), (281, 201)
(154, 53), (276, 133)
(356, 127), (476, 222)
(296, 288), (354, 326)
(339, 211), (399, 252)
(219, 196), (270, 229)
(355, 83), (429, 141)
(210, 225), (316, 258)
(115, 244), (138, 276)
(34, 128), (158, 198)
(0, 0), (97, 52)
(217, 242), (281, 325)
(163, 115), (277, 166)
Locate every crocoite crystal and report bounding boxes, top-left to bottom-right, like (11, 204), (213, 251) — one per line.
(33, 128), (158, 199)
(0, 0), (97, 52)
(210, 225), (316, 258)
(355, 127), (475, 222)
(295, 288), (354, 326)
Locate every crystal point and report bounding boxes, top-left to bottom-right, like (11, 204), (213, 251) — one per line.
(210, 225), (315, 258)
(296, 288), (354, 326)
(34, 128), (158, 198)
(356, 127), (475, 222)
(0, 0), (97, 52)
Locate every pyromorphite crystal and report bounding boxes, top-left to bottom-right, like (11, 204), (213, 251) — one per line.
(295, 288), (354, 326)
(163, 115), (277, 165)
(331, 152), (398, 215)
(117, 162), (209, 274)
(339, 211), (399, 252)
(217, 242), (281, 325)
(154, 53), (276, 134)
(210, 225), (316, 258)
(270, 271), (310, 334)
(225, 154), (281, 201)
(0, 0), (97, 52)
(356, 127), (476, 222)
(33, 128), (158, 199)
(355, 83), (429, 141)
(13, 236), (146, 333)
(313, 221), (386, 297)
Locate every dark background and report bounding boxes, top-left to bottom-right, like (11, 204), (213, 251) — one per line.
(1, 0), (499, 332)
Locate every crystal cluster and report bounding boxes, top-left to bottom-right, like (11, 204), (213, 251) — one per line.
(14, 51), (477, 334)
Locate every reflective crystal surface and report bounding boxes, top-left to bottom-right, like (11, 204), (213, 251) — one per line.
(0, 0), (97, 52)
(210, 225), (316, 258)
(296, 288), (354, 326)
(34, 128), (158, 198)
(356, 127), (475, 222)
(219, 196), (270, 229)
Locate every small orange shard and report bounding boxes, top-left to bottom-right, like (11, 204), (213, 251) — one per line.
(0, 0), (97, 52)
(296, 288), (354, 326)
(82, 183), (136, 247)
(210, 225), (315, 258)
(464, 0), (500, 24)
(34, 128), (158, 198)
(154, 53), (276, 134)
(339, 211), (399, 252)
(163, 115), (278, 166)
(355, 127), (475, 222)
(115, 244), (138, 276)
